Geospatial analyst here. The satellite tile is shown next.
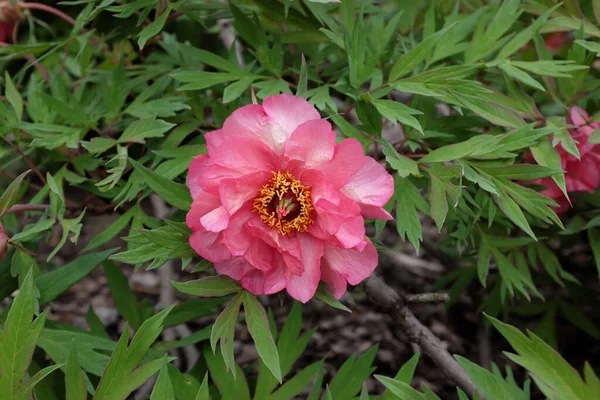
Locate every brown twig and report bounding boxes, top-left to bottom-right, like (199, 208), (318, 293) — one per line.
(365, 274), (479, 397)
(405, 292), (450, 303)
(6, 204), (48, 214)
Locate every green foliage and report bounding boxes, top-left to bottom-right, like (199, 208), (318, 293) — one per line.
(1, 1), (600, 399)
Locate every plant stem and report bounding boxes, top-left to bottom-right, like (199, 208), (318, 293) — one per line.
(6, 204), (48, 214)
(19, 2), (76, 25)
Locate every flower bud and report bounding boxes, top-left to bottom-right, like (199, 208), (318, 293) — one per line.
(0, 1), (22, 43)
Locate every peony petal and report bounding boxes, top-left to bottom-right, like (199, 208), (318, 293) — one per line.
(219, 171), (271, 215)
(222, 95), (320, 155)
(221, 206), (256, 256)
(323, 240), (378, 285)
(317, 138), (365, 188)
(285, 234), (324, 303)
(569, 106), (589, 126)
(360, 204), (393, 220)
(189, 230), (231, 262)
(244, 238), (274, 272)
(321, 260), (347, 299)
(186, 192), (221, 231)
(263, 253), (291, 294)
(200, 205), (230, 232)
(214, 257), (254, 280)
(341, 157), (394, 208)
(240, 270), (267, 295)
(209, 134), (278, 175)
(262, 94), (321, 153)
(284, 119), (336, 166)
(334, 215), (366, 249)
(188, 154), (210, 199)
(198, 163), (243, 195)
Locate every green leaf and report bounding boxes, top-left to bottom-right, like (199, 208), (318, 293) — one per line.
(456, 355), (512, 400)
(138, 7), (170, 49)
(81, 138), (118, 155)
(372, 99), (424, 134)
(395, 177), (427, 251)
(243, 292), (282, 383)
(389, 23), (457, 82)
(493, 187), (536, 240)
(380, 139), (419, 177)
(171, 276), (241, 297)
(474, 164), (562, 181)
(530, 136), (568, 203)
(37, 249), (117, 306)
(223, 77), (255, 103)
(498, 62), (545, 92)
(172, 71), (242, 91)
(496, 4), (562, 60)
(92, 306), (173, 400)
(203, 343), (250, 400)
(296, 54), (308, 99)
(10, 218), (55, 243)
(419, 135), (501, 163)
(380, 353), (420, 400)
(129, 159), (191, 210)
(375, 375), (424, 400)
(0, 268), (48, 399)
(427, 164), (462, 231)
(4, 72), (23, 122)
(103, 261), (141, 330)
(328, 346), (378, 399)
(0, 170), (29, 217)
(313, 285), (351, 312)
(118, 119), (176, 144)
(574, 39), (600, 56)
(267, 362), (322, 400)
(487, 315), (594, 400)
(195, 373), (210, 400)
(210, 292), (244, 378)
(65, 343), (87, 400)
(150, 357), (176, 400)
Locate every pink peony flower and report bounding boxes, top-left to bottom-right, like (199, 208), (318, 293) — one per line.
(532, 106), (600, 213)
(186, 94), (394, 302)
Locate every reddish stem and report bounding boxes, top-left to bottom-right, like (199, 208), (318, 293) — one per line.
(18, 2), (76, 25)
(6, 204), (48, 214)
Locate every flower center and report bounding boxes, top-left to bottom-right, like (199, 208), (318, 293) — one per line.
(253, 171), (313, 235)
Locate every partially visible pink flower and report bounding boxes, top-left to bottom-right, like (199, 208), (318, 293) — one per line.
(0, 2), (20, 44)
(186, 94), (394, 303)
(544, 32), (572, 53)
(532, 106), (600, 213)
(0, 224), (8, 263)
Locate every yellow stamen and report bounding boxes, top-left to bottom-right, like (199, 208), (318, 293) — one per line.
(253, 171), (314, 235)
